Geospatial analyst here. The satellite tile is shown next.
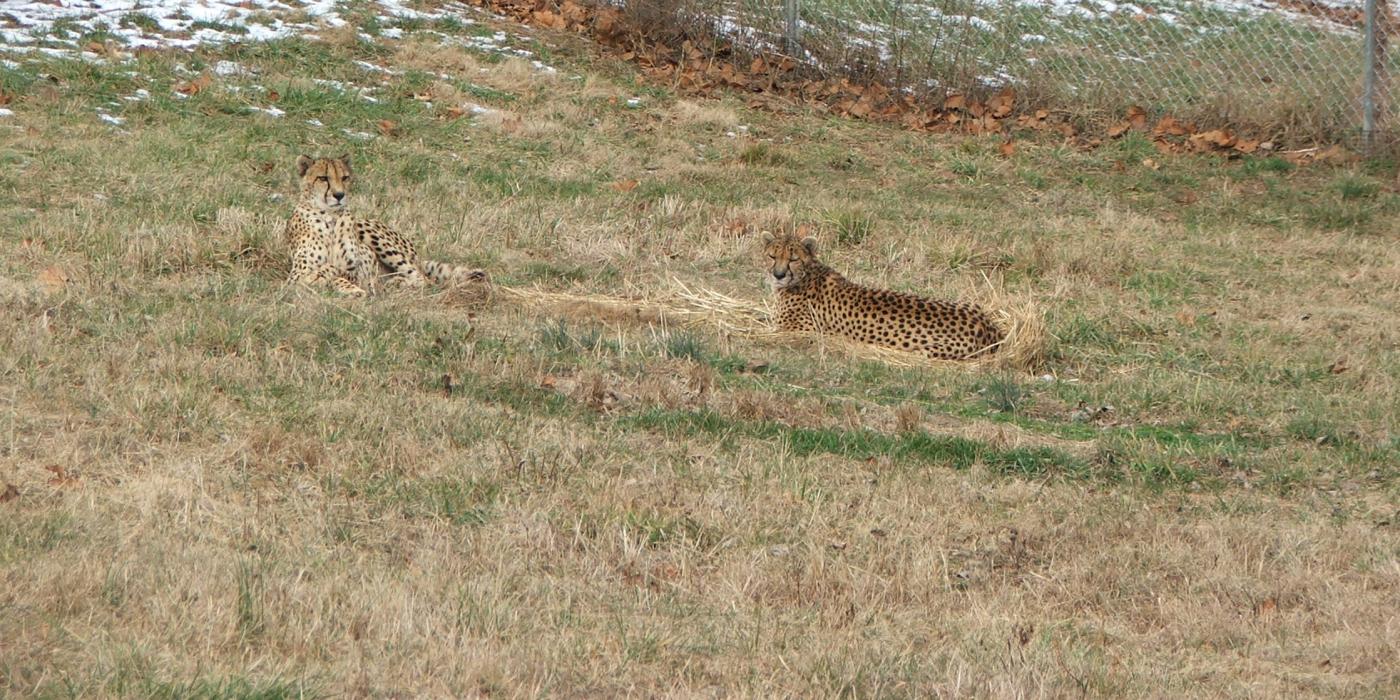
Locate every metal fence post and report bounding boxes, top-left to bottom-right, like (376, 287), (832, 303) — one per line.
(1364, 0), (1380, 151)
(784, 0), (801, 56)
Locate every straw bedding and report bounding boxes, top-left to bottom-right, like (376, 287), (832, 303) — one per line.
(493, 276), (1046, 371)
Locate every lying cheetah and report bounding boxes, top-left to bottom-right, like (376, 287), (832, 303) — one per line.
(762, 232), (1002, 360)
(284, 154), (486, 297)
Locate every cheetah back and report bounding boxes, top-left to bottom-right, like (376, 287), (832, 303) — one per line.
(786, 274), (1002, 360)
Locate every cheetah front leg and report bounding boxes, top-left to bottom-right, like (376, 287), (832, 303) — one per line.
(360, 225), (428, 288)
(290, 246), (368, 297)
(341, 237), (379, 295)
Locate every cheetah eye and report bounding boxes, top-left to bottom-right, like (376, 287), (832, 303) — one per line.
(316, 176), (328, 183)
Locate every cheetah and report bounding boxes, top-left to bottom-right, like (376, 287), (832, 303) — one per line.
(762, 232), (1002, 360)
(284, 154), (486, 297)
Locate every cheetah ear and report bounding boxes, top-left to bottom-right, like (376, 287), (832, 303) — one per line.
(296, 155), (313, 177)
(760, 230), (775, 245)
(801, 237), (818, 256)
(337, 153), (352, 174)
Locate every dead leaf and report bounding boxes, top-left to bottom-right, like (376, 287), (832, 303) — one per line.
(0, 483), (17, 504)
(45, 464), (79, 488)
(266, 90), (280, 103)
(987, 88), (1015, 117)
(1153, 116), (1190, 137)
(1328, 358), (1348, 374)
(1107, 122), (1130, 138)
(998, 140), (1016, 157)
(175, 73), (212, 96)
(38, 266), (68, 292)
(376, 119), (398, 136)
(0, 92), (12, 106)
(943, 94), (965, 111)
(1174, 309), (1196, 326)
(560, 0), (587, 23)
(610, 179), (639, 193)
(1256, 598), (1278, 617)
(1142, 158), (1160, 170)
(1127, 105), (1148, 130)
(1173, 190), (1198, 204)
(530, 9), (566, 29)
(1194, 129), (1236, 149)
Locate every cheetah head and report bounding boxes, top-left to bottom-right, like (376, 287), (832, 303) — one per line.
(295, 154), (353, 212)
(762, 231), (819, 291)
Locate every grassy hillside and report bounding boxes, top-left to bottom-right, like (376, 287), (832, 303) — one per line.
(1, 5), (1397, 697)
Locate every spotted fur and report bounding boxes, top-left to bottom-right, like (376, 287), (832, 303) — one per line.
(284, 154), (486, 297)
(762, 232), (1002, 360)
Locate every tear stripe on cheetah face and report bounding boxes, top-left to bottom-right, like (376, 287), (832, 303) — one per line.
(761, 231), (1003, 360)
(296, 153), (352, 212)
(763, 232), (818, 291)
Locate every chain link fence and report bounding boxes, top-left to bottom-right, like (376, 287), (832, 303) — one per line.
(623, 0), (1396, 148)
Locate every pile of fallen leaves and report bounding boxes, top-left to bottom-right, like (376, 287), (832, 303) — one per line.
(466, 0), (1348, 162)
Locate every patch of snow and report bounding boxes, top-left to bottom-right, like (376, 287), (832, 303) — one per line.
(355, 60), (399, 75)
(0, 108), (13, 117)
(213, 60), (252, 77)
(342, 128), (374, 140)
(97, 112), (125, 126)
(0, 1), (546, 64)
(307, 119), (324, 127)
(965, 16), (996, 32)
(252, 105), (285, 117)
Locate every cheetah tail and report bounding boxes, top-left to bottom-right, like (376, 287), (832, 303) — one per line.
(421, 259), (488, 285)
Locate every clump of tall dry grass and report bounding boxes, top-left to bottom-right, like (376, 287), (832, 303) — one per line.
(495, 275), (1047, 371)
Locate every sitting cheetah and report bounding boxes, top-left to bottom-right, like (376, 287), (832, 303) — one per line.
(284, 154), (486, 297)
(762, 232), (1002, 360)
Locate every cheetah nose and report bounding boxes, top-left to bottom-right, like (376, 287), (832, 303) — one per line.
(773, 270), (787, 280)
(333, 192), (345, 202)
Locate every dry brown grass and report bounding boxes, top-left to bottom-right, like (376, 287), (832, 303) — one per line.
(0, 13), (1397, 699)
(497, 274), (1047, 372)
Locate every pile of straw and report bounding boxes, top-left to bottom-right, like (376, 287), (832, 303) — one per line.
(495, 276), (1046, 371)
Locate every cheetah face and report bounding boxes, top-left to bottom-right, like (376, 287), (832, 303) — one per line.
(762, 231), (818, 290)
(295, 154), (353, 212)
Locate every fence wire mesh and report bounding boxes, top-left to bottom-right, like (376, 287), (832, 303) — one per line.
(624, 0), (1395, 147)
